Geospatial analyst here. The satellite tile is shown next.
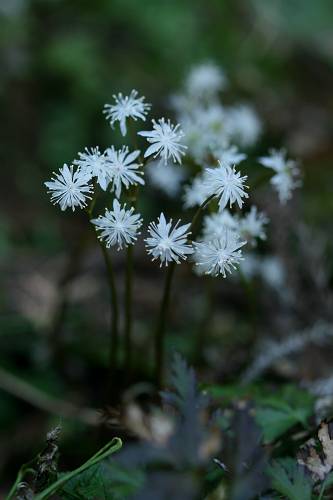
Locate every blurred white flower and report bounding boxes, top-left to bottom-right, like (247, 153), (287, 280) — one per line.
(239, 206), (269, 245)
(181, 104), (228, 161)
(145, 213), (193, 267)
(73, 146), (109, 191)
(45, 164), (93, 211)
(193, 228), (246, 277)
(202, 210), (238, 240)
(138, 118), (187, 164)
(185, 61), (227, 98)
(147, 161), (185, 197)
(105, 146), (144, 198)
(258, 149), (301, 204)
(239, 254), (286, 291)
(103, 90), (151, 136)
(258, 148), (290, 172)
(260, 149), (301, 202)
(204, 161), (249, 211)
(238, 254), (260, 280)
(183, 174), (209, 209)
(212, 144), (247, 166)
(226, 104), (262, 147)
(260, 256), (286, 290)
(91, 199), (143, 250)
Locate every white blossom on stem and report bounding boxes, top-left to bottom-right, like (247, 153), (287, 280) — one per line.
(145, 213), (193, 267)
(73, 146), (110, 191)
(204, 161), (249, 211)
(103, 90), (151, 136)
(91, 199), (143, 250)
(45, 164), (93, 212)
(105, 146), (144, 198)
(193, 228), (246, 277)
(138, 118), (187, 165)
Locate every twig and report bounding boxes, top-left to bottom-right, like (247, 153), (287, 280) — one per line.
(0, 367), (99, 426)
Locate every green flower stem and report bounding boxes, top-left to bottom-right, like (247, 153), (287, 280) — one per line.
(194, 276), (214, 363)
(154, 261), (176, 387)
(189, 194), (216, 238)
(154, 194), (215, 387)
(124, 244), (133, 371)
(86, 193), (120, 375)
(34, 438), (122, 500)
(99, 242), (120, 371)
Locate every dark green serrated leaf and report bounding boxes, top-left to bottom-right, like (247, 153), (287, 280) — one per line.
(267, 458), (312, 500)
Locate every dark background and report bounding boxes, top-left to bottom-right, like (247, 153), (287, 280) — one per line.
(1, 0), (333, 491)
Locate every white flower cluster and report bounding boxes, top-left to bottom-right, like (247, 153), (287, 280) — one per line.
(172, 61), (262, 163)
(44, 64), (301, 278)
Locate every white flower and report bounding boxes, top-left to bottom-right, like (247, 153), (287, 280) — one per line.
(181, 104), (228, 161)
(204, 161), (249, 211)
(73, 147), (110, 191)
(239, 206), (268, 244)
(145, 213), (193, 267)
(147, 161), (185, 197)
(45, 164), (93, 211)
(225, 104), (262, 147)
(105, 146), (144, 198)
(183, 174), (209, 209)
(91, 199), (143, 250)
(258, 149), (290, 172)
(193, 228), (246, 277)
(103, 90), (151, 136)
(138, 118), (187, 165)
(212, 145), (246, 165)
(258, 149), (301, 204)
(202, 210), (238, 240)
(185, 61), (227, 97)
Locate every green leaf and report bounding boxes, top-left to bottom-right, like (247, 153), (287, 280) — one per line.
(255, 386), (314, 442)
(267, 458), (312, 500)
(60, 462), (144, 500)
(255, 406), (307, 442)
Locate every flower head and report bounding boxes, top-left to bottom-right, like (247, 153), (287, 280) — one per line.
(239, 206), (268, 245)
(103, 90), (151, 136)
(204, 161), (249, 211)
(185, 61), (227, 98)
(193, 228), (246, 277)
(258, 149), (301, 204)
(181, 104), (227, 161)
(138, 118), (187, 165)
(73, 147), (110, 191)
(225, 104), (262, 147)
(183, 174), (208, 209)
(145, 213), (193, 267)
(45, 164), (93, 211)
(147, 161), (185, 197)
(212, 145), (247, 166)
(202, 210), (238, 240)
(91, 199), (143, 250)
(105, 146), (144, 198)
